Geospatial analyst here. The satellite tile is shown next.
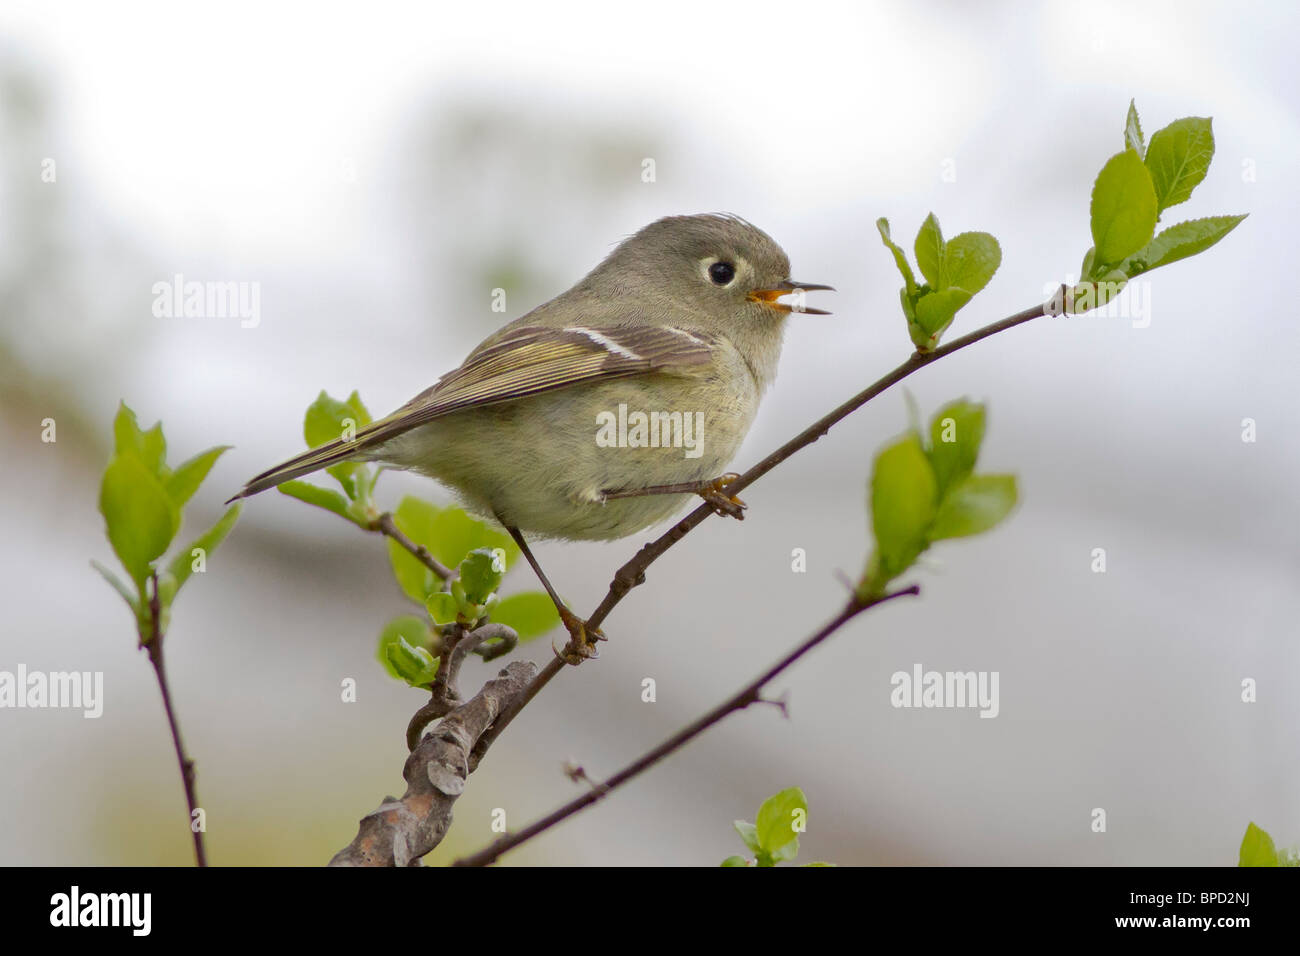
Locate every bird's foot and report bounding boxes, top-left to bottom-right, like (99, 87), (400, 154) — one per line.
(552, 607), (606, 665)
(698, 473), (747, 520)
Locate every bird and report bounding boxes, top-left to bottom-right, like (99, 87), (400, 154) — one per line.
(229, 213), (831, 646)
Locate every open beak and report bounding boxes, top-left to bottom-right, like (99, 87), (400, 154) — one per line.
(749, 279), (835, 315)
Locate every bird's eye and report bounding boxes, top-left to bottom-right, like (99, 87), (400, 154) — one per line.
(708, 261), (736, 285)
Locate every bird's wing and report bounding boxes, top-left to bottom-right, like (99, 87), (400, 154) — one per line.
(230, 324), (717, 500)
(407, 323), (717, 419)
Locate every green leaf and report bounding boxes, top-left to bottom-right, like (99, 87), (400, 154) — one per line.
(1144, 116), (1214, 213)
(899, 287), (916, 324)
(112, 403), (144, 458)
(426, 592), (459, 626)
(913, 288), (971, 337)
(943, 232), (1001, 296)
(768, 840), (799, 864)
(112, 402), (167, 475)
(278, 480), (356, 522)
(165, 504), (241, 595)
(385, 497), (445, 602)
(450, 579), (486, 625)
(303, 390), (370, 496)
(165, 445), (231, 509)
(1124, 99), (1145, 158)
(99, 453), (179, 589)
(803, 862), (837, 867)
(1121, 214), (1248, 277)
(490, 592), (560, 641)
(927, 400), (986, 496)
(344, 389), (373, 427)
(326, 460), (368, 500)
(383, 635), (440, 688)
(870, 433), (938, 581)
(386, 500), (519, 605)
(1080, 246), (1096, 280)
(930, 474), (1018, 540)
(755, 787), (807, 862)
(1068, 273), (1129, 314)
(304, 390), (362, 449)
(1090, 149), (1159, 265)
(720, 856), (749, 867)
(426, 506), (518, 571)
(1239, 822), (1279, 867)
(733, 820), (762, 855)
(377, 616), (435, 682)
(460, 548), (505, 605)
(914, 213), (944, 289)
(876, 218), (917, 295)
(92, 559), (139, 613)
(140, 423), (167, 476)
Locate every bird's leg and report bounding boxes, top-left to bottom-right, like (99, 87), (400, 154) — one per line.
(501, 523), (603, 663)
(601, 472), (746, 520)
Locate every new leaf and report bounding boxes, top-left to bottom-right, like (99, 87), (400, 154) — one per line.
(1090, 148), (1158, 266)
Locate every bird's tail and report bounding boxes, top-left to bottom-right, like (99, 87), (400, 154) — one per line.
(229, 386), (453, 503)
(226, 426), (393, 504)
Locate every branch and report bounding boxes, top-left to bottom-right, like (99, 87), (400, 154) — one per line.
(472, 294), (1061, 757)
(330, 659), (536, 866)
(145, 571), (207, 867)
(453, 585), (921, 866)
(374, 511), (456, 581)
(586, 296), (1058, 630)
(343, 293), (1057, 865)
(373, 514), (527, 748)
(405, 621), (517, 752)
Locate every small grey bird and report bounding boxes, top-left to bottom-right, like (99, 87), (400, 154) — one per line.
(231, 214), (830, 547)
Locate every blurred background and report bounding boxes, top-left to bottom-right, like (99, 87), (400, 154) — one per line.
(1, 0), (1296, 866)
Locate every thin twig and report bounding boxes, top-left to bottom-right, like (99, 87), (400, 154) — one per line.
(374, 512), (456, 581)
(454, 585), (920, 866)
(472, 295), (1059, 759)
(145, 571), (207, 867)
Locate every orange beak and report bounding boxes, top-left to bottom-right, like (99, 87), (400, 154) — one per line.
(748, 280), (835, 315)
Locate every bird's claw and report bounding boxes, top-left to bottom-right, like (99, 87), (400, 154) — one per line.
(699, 473), (747, 520)
(552, 607), (605, 665)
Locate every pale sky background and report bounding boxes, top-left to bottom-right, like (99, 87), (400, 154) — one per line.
(0, 0), (1296, 865)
